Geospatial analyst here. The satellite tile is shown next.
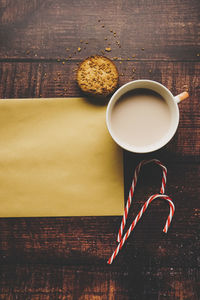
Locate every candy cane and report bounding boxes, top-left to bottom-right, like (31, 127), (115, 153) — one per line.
(108, 194), (175, 264)
(117, 159), (167, 243)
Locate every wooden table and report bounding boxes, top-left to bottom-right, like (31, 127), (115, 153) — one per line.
(0, 1), (199, 299)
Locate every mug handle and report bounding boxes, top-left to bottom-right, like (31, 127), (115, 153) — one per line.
(174, 91), (189, 104)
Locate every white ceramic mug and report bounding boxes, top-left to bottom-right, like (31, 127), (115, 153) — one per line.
(106, 79), (189, 153)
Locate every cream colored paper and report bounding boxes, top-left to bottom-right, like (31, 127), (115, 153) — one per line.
(0, 98), (124, 217)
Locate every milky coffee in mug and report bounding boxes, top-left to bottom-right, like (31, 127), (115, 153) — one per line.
(106, 80), (189, 153)
(110, 88), (171, 148)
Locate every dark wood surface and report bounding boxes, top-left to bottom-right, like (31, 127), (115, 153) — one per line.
(0, 0), (199, 299)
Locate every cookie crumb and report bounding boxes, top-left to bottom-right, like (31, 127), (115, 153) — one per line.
(116, 41), (121, 47)
(78, 47), (81, 52)
(105, 47), (111, 52)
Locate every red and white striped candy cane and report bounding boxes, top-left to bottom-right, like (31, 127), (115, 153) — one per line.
(108, 193), (175, 264)
(117, 159), (167, 243)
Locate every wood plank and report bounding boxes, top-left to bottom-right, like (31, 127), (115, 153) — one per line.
(0, 0), (199, 61)
(0, 163), (199, 267)
(0, 264), (199, 299)
(0, 61), (199, 158)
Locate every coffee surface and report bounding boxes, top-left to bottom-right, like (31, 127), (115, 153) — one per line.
(110, 88), (171, 147)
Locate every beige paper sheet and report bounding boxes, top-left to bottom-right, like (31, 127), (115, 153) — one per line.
(0, 98), (124, 217)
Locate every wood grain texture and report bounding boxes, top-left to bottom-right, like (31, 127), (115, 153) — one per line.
(0, 0), (200, 61)
(0, 265), (199, 299)
(0, 61), (199, 99)
(0, 0), (199, 299)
